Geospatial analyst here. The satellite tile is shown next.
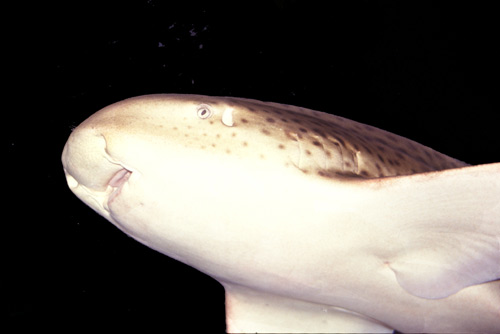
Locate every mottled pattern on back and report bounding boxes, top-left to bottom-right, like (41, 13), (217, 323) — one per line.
(106, 94), (467, 179)
(217, 96), (467, 178)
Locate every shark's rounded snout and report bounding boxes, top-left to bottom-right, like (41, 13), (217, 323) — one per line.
(62, 122), (133, 217)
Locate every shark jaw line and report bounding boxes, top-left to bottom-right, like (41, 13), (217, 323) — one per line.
(106, 168), (132, 209)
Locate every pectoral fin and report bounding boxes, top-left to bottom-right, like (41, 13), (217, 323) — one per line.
(388, 229), (500, 299)
(363, 163), (500, 299)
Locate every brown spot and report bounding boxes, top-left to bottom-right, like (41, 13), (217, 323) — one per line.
(398, 147), (409, 155)
(225, 149), (231, 154)
(360, 133), (373, 143)
(407, 141), (418, 150)
(231, 132), (237, 137)
(375, 137), (388, 146)
(261, 129), (271, 135)
(375, 163), (382, 172)
(387, 134), (399, 143)
(353, 123), (365, 131)
(336, 137), (345, 147)
(312, 140), (321, 146)
(312, 128), (326, 138)
(345, 161), (352, 168)
(243, 141), (248, 146)
(278, 144), (285, 149)
(299, 127), (308, 133)
(266, 117), (276, 123)
(281, 118), (289, 123)
(291, 118), (301, 124)
(360, 170), (369, 177)
(305, 150), (312, 155)
(377, 154), (385, 163)
(432, 151), (443, 160)
(414, 155), (427, 165)
(332, 142), (341, 150)
(349, 126), (360, 135)
(286, 131), (298, 141)
(241, 118), (249, 123)
(325, 150), (332, 157)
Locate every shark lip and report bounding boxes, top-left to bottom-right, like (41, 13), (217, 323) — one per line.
(107, 168), (132, 206)
(109, 168), (131, 187)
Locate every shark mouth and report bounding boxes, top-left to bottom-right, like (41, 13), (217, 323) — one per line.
(107, 168), (132, 207)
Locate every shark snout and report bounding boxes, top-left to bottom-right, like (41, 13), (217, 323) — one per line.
(61, 125), (132, 215)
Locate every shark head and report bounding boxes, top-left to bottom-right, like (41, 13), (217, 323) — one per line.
(62, 94), (500, 333)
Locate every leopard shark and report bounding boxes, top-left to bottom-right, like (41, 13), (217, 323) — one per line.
(62, 94), (500, 333)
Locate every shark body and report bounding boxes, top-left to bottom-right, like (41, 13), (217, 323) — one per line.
(62, 95), (500, 333)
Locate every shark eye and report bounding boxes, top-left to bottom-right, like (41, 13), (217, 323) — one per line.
(197, 104), (213, 119)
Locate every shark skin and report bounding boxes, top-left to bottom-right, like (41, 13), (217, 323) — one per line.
(62, 94), (500, 333)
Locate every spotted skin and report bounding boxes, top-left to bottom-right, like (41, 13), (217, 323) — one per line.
(117, 95), (466, 180)
(62, 95), (499, 333)
(230, 97), (466, 177)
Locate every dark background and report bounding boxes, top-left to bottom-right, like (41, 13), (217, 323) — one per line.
(8, 1), (498, 331)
